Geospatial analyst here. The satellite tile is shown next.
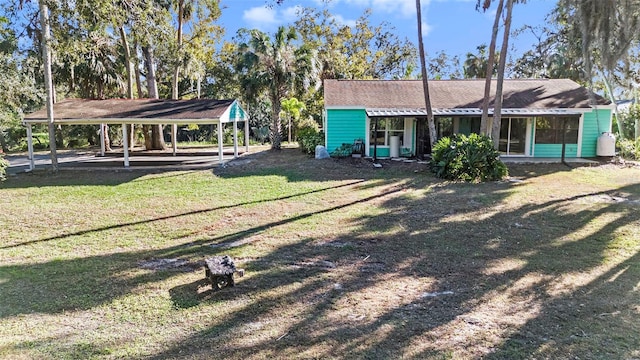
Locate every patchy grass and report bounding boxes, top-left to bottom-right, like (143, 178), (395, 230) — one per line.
(1, 148), (639, 359)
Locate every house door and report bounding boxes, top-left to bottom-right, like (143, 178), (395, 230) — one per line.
(415, 117), (430, 158)
(499, 118), (527, 155)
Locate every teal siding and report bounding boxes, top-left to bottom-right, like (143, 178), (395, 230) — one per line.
(531, 109), (611, 158)
(326, 109), (367, 154)
(581, 109), (612, 157)
(369, 147), (390, 157)
(534, 144), (578, 157)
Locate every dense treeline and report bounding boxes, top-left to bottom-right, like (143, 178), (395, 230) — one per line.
(1, 0), (640, 154)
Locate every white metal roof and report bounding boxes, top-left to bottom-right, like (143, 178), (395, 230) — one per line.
(365, 108), (586, 117)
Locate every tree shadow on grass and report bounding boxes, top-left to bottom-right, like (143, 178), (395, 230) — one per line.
(0, 179), (367, 250)
(170, 278), (213, 309)
(145, 180), (640, 359)
(2, 159), (638, 358)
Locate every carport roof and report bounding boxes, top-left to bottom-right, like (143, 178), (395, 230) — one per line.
(23, 98), (247, 125)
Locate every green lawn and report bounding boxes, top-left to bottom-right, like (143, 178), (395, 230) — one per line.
(1, 149), (639, 359)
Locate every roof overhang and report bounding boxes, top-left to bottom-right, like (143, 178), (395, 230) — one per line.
(365, 108), (587, 117)
(22, 117), (225, 125)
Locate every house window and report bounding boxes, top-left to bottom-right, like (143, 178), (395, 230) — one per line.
(370, 118), (404, 146)
(536, 117), (579, 144)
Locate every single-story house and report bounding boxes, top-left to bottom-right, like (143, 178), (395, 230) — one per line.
(323, 79), (614, 158)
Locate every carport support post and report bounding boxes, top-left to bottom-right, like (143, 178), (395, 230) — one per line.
(244, 118), (249, 153)
(172, 124), (177, 156)
(26, 123), (34, 171)
(233, 116), (238, 159)
(217, 121), (224, 162)
(122, 123), (129, 168)
(100, 123), (105, 156)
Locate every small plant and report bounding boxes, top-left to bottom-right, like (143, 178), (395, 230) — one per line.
(430, 133), (508, 182)
(331, 143), (353, 157)
(0, 152), (8, 181)
(617, 138), (640, 160)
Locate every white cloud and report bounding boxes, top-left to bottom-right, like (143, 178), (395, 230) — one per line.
(343, 0), (426, 17)
(332, 14), (357, 27)
(421, 21), (432, 37)
(243, 7), (278, 30)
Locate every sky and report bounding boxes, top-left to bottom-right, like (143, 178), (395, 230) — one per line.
(216, 0), (559, 60)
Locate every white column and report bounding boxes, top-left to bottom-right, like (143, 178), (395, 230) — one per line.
(100, 123), (105, 156)
(217, 121), (224, 162)
(27, 123), (34, 171)
(244, 117), (249, 153)
(122, 123), (129, 168)
(172, 124), (177, 156)
(233, 116), (238, 159)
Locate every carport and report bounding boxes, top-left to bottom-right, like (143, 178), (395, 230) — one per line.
(22, 98), (249, 170)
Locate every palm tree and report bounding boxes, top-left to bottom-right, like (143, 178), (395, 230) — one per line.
(463, 44), (499, 79)
(415, 0), (437, 154)
(280, 97), (305, 143)
(237, 26), (316, 150)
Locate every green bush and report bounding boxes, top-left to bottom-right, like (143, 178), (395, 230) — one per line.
(331, 143), (353, 157)
(430, 133), (508, 182)
(0, 153), (8, 181)
(297, 117), (324, 154)
(618, 138), (640, 160)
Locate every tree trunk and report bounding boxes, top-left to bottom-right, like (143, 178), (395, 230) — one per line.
(69, 65), (75, 93)
(0, 132), (8, 152)
(172, 0), (184, 100)
(490, 0), (514, 149)
(39, 1), (58, 170)
(142, 44), (166, 150)
(143, 45), (159, 98)
(103, 124), (112, 151)
(133, 40), (144, 99)
(120, 26), (134, 99)
(480, 0), (504, 135)
(119, 26), (135, 149)
(270, 94), (282, 149)
(600, 70), (624, 139)
(416, 0), (437, 153)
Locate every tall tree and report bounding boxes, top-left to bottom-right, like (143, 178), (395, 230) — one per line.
(142, 43), (166, 149)
(236, 26), (316, 150)
(490, 0), (514, 148)
(295, 7), (417, 81)
(478, 0), (503, 135)
(416, 0), (437, 151)
(428, 51), (461, 79)
(39, 0), (57, 170)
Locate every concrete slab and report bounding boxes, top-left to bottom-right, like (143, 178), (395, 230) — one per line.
(4, 148), (245, 173)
